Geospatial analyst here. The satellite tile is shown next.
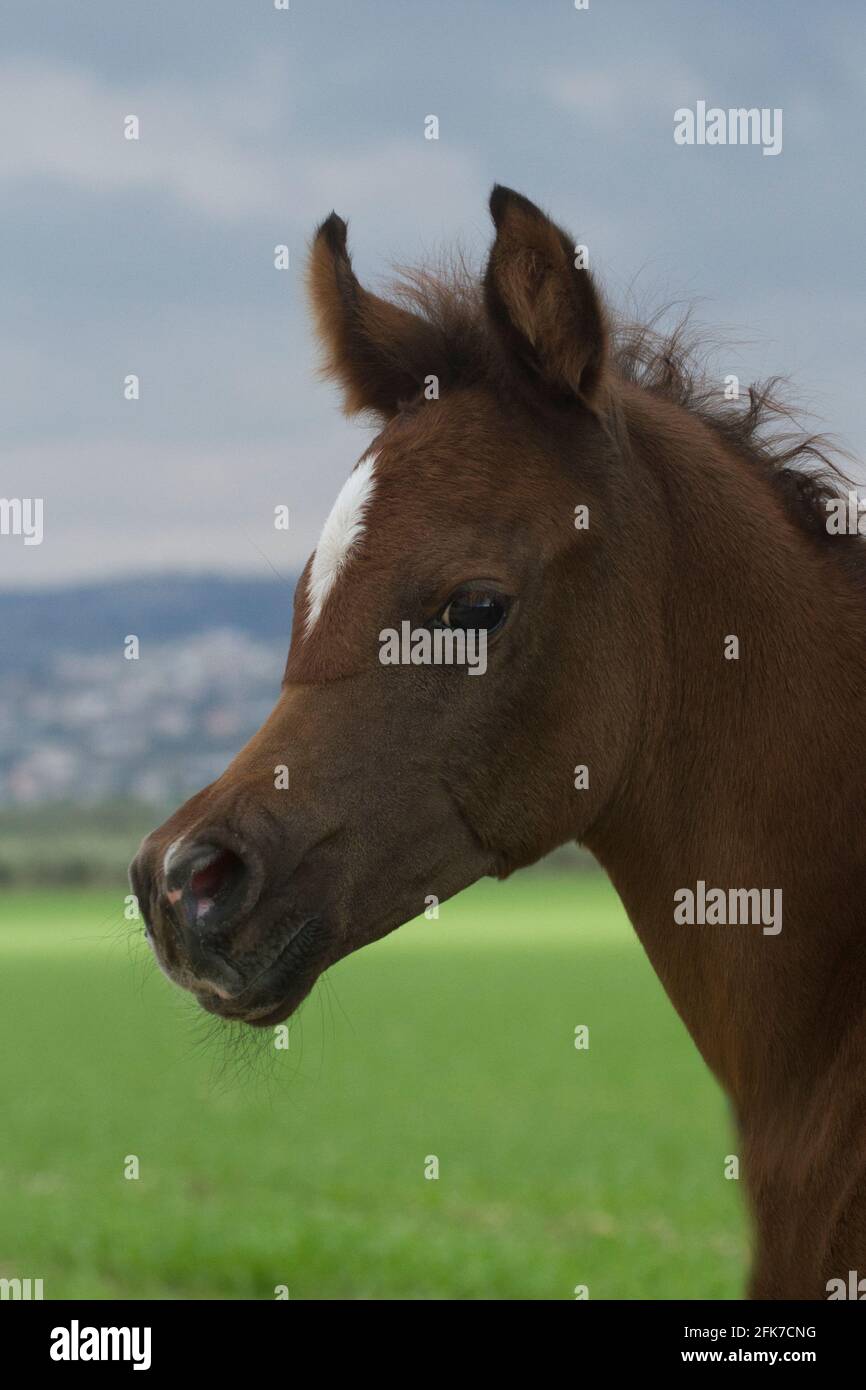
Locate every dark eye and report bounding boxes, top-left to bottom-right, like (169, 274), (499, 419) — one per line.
(437, 586), (510, 636)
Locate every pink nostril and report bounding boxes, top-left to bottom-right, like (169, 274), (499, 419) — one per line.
(189, 847), (241, 903)
(165, 842), (250, 930)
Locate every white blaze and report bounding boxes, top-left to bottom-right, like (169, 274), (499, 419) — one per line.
(304, 453), (377, 634)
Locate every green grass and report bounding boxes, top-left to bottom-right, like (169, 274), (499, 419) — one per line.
(0, 876), (747, 1299)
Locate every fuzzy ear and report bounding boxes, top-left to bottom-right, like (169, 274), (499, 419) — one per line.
(307, 212), (449, 418)
(483, 185), (608, 407)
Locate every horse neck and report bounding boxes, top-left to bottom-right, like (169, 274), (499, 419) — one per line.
(585, 386), (866, 1124)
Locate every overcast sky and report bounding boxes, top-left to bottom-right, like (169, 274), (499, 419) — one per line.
(2, 0), (864, 588)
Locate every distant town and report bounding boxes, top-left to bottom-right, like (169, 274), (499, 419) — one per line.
(1, 627), (287, 806)
(0, 575), (294, 807)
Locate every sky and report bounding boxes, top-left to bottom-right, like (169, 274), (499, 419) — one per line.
(1, 0), (864, 587)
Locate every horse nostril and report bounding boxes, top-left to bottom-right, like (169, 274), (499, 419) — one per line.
(189, 847), (241, 904)
(168, 841), (249, 931)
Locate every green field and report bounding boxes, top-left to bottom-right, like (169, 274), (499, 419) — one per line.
(0, 875), (747, 1300)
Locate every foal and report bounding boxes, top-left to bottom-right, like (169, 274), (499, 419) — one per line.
(132, 186), (866, 1300)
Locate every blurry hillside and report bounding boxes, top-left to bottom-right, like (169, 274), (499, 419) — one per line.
(0, 575), (292, 883)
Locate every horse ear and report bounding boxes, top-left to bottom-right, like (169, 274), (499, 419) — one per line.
(307, 213), (445, 419)
(483, 185), (608, 408)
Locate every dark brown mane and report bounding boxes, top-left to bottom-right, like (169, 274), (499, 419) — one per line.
(612, 313), (858, 554)
(387, 259), (864, 581)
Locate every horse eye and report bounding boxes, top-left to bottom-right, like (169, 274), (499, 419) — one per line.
(438, 587), (510, 636)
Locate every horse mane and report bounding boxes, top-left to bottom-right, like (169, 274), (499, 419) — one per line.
(612, 312), (858, 551)
(387, 258), (865, 581)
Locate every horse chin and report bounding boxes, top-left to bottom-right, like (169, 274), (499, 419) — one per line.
(192, 883), (475, 1027)
(185, 915), (332, 1026)
(195, 978), (318, 1028)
